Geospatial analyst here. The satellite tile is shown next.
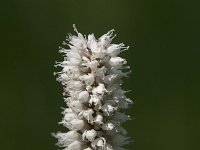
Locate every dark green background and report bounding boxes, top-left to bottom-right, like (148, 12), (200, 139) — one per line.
(1, 0), (200, 150)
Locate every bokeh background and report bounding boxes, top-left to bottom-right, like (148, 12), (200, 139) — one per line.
(1, 0), (200, 150)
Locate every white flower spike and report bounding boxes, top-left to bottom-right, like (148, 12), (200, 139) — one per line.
(53, 25), (132, 150)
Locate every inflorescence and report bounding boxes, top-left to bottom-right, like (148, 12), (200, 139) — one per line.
(53, 25), (133, 150)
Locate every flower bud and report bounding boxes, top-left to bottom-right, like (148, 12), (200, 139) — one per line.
(69, 119), (85, 131)
(107, 44), (121, 57)
(78, 91), (90, 103)
(82, 129), (97, 141)
(109, 57), (127, 68)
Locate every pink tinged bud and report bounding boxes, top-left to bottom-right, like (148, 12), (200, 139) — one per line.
(108, 57), (127, 68)
(69, 119), (84, 130)
(78, 91), (89, 103)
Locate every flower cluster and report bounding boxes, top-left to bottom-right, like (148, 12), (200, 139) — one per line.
(53, 25), (132, 150)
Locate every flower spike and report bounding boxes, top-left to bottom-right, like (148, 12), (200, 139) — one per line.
(53, 25), (132, 150)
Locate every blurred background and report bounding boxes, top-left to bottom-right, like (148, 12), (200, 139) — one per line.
(0, 0), (200, 150)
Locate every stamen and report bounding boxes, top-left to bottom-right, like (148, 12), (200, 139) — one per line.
(62, 41), (67, 45)
(107, 29), (115, 36)
(120, 46), (130, 52)
(73, 24), (79, 34)
(111, 34), (117, 40)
